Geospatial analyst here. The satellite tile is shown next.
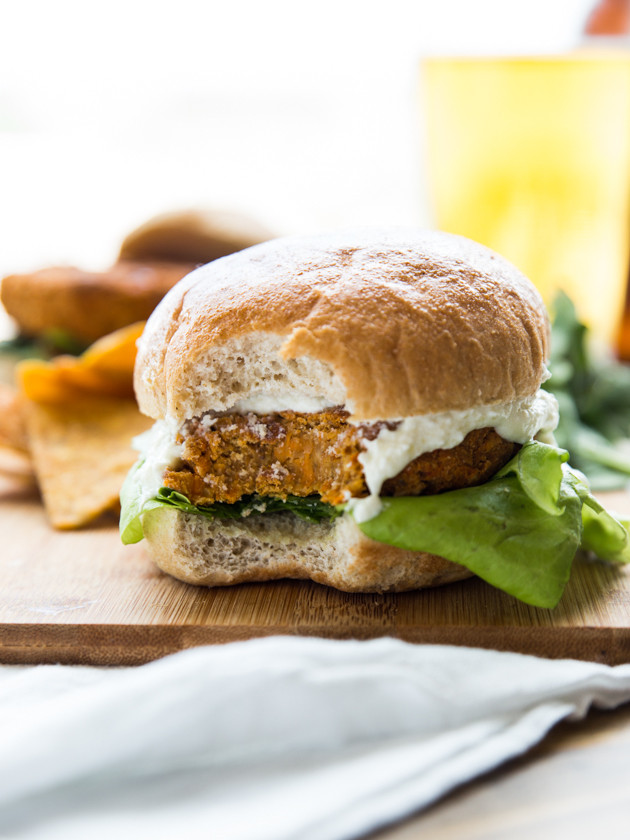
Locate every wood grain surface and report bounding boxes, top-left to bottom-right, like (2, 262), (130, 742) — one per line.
(1, 475), (630, 666)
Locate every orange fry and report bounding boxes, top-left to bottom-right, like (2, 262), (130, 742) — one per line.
(16, 322), (144, 403)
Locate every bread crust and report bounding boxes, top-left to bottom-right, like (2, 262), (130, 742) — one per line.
(135, 228), (550, 423)
(118, 209), (275, 265)
(142, 507), (473, 593)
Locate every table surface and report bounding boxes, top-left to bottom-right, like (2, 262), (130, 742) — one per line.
(2, 473), (630, 837)
(2, 474), (630, 668)
(378, 702), (630, 839)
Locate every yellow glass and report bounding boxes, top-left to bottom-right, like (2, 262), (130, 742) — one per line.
(422, 54), (630, 343)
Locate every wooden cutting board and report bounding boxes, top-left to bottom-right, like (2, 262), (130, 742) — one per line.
(2, 474), (630, 666)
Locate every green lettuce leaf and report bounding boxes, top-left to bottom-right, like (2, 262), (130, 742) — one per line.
(119, 461), (154, 544)
(356, 441), (629, 608)
(563, 467), (630, 565)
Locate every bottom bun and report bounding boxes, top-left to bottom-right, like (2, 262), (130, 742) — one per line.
(142, 508), (473, 593)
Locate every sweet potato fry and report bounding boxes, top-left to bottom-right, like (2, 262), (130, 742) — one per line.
(16, 322), (144, 403)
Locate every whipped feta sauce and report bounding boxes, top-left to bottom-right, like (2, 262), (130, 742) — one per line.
(232, 394), (336, 413)
(131, 419), (183, 507)
(349, 389), (559, 523)
(133, 388), (559, 524)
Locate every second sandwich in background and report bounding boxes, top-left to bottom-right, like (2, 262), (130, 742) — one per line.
(0, 208), (274, 353)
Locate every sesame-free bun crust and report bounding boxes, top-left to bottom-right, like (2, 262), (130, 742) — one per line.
(142, 507), (473, 592)
(135, 228), (550, 423)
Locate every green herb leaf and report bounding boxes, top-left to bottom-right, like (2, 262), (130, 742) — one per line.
(543, 291), (630, 490)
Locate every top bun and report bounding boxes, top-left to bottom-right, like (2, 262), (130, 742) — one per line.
(135, 228), (550, 424)
(118, 208), (275, 265)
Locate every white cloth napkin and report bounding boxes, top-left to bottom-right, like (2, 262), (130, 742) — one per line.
(1, 637), (630, 840)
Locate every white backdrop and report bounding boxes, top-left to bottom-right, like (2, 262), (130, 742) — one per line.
(0, 0), (595, 275)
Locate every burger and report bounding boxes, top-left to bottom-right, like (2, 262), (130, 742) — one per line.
(0, 208), (273, 354)
(120, 228), (629, 608)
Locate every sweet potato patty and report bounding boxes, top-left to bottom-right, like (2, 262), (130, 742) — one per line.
(162, 409), (520, 506)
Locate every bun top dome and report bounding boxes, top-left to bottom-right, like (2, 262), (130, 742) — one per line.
(134, 228), (550, 423)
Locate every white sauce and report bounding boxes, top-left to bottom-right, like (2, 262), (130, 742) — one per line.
(131, 419), (183, 507)
(136, 389), (559, 522)
(232, 394), (336, 414)
(350, 389), (559, 523)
